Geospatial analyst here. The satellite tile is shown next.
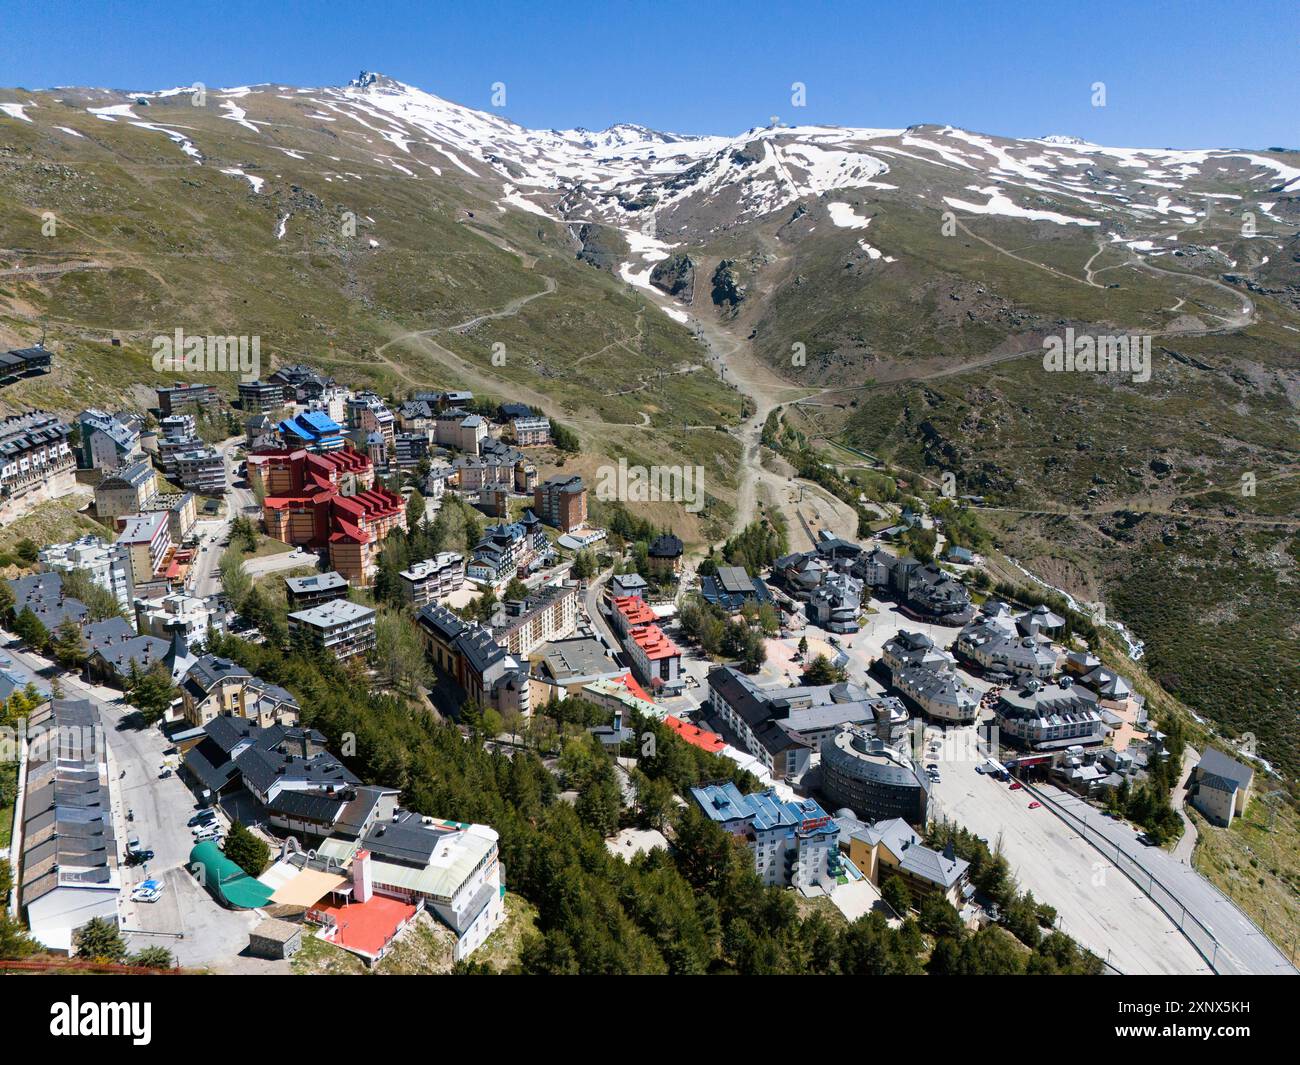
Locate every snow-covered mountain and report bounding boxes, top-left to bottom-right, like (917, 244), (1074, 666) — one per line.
(5, 71), (1297, 292)
(21, 72), (1297, 227)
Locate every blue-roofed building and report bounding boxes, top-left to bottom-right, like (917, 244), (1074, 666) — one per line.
(0, 665), (49, 703)
(6, 571), (89, 632)
(278, 409), (344, 453)
(689, 782), (839, 891)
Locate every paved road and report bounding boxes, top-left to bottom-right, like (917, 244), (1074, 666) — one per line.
(1170, 747), (1201, 864)
(185, 436), (254, 599)
(582, 567), (620, 652)
(1037, 782), (1297, 976)
(930, 752), (1208, 975)
(3, 632), (264, 969)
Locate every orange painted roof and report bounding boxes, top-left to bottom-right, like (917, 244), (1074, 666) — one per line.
(664, 715), (726, 753)
(313, 894), (417, 958)
(628, 623), (680, 660)
(612, 595), (656, 626)
(618, 672), (653, 703)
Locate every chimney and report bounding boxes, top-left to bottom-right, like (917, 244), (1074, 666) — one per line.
(353, 849), (373, 903)
(873, 703), (891, 742)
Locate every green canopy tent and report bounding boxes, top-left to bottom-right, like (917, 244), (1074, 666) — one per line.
(189, 840), (274, 910)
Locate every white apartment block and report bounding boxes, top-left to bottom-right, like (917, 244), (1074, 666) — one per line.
(39, 535), (134, 611)
(115, 511), (172, 589)
(399, 552), (465, 607)
(135, 590), (225, 648)
(288, 599), (377, 659)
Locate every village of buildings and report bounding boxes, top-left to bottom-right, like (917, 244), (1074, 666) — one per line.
(0, 343), (1284, 977)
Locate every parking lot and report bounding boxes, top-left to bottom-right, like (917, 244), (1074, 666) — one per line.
(929, 751), (1208, 974)
(93, 691), (267, 968)
(1, 633), (265, 968)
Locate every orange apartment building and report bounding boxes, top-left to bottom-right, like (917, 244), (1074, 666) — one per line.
(249, 448), (404, 586)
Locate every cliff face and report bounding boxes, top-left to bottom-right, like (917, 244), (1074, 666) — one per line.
(650, 253), (695, 301)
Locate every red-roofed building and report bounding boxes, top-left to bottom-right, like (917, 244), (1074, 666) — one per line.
(610, 594), (656, 638)
(664, 715), (726, 754)
(250, 448), (403, 586)
(625, 622), (681, 690)
(610, 595), (681, 689)
(617, 671), (653, 704)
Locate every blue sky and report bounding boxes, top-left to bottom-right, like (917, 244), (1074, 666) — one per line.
(3, 0), (1295, 148)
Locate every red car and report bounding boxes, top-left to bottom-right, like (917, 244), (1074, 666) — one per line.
(1009, 781), (1023, 791)
(1028, 801), (1041, 810)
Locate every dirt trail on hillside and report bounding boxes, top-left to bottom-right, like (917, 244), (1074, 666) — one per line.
(448, 275), (557, 333)
(375, 274), (557, 358)
(644, 294), (859, 548)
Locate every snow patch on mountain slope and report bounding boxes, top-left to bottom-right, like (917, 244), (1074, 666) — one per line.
(827, 202), (872, 228)
(0, 102), (33, 122)
(857, 238), (895, 262)
(221, 167), (264, 192)
(87, 104), (138, 120)
(618, 228), (673, 291)
(945, 186), (1100, 226)
(220, 100), (259, 133)
(86, 102), (203, 160)
(500, 184), (553, 217)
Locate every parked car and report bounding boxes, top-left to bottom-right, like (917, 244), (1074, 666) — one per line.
(1028, 801), (1041, 810)
(188, 810), (217, 828)
(194, 825), (223, 841)
(125, 848), (155, 866)
(1009, 781), (1023, 791)
(158, 768), (173, 779)
(131, 879), (164, 902)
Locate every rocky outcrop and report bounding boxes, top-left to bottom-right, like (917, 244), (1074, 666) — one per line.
(574, 223), (622, 271)
(711, 259), (745, 311)
(650, 252), (695, 300)
(730, 141), (765, 167)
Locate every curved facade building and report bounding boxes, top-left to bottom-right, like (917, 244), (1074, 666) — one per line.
(820, 726), (930, 826)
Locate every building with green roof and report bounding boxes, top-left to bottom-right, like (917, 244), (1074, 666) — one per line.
(189, 841), (274, 910)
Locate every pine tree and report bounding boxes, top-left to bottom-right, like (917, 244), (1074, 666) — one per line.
(223, 821), (271, 877)
(405, 488), (426, 531)
(74, 916), (127, 962)
(51, 617), (87, 671)
(11, 606), (49, 651)
(128, 663), (177, 723)
(129, 946), (174, 969)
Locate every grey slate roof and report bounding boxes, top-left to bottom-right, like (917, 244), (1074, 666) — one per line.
(1197, 748), (1254, 791)
(858, 817), (969, 890)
